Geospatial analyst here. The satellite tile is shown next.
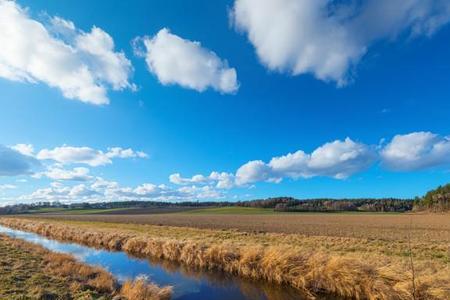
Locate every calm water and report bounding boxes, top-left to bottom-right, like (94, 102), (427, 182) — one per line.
(0, 225), (335, 300)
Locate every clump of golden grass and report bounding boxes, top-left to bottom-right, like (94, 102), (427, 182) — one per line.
(44, 251), (118, 293)
(46, 251), (174, 300)
(1, 217), (448, 299)
(120, 278), (172, 300)
(44, 251), (118, 294)
(0, 232), (172, 300)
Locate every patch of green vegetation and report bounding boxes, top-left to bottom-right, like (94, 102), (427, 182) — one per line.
(61, 208), (134, 215)
(27, 207), (68, 213)
(29, 207), (134, 215)
(184, 206), (279, 215)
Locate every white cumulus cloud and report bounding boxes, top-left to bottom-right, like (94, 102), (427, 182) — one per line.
(18, 177), (225, 204)
(34, 166), (92, 181)
(137, 28), (238, 93)
(231, 0), (450, 85)
(106, 147), (148, 159)
(170, 171), (235, 189)
(236, 138), (376, 185)
(171, 139), (376, 187)
(209, 172), (235, 189)
(37, 146), (112, 167)
(11, 144), (34, 156)
(303, 138), (377, 179)
(36, 146), (148, 167)
(381, 132), (450, 171)
(0, 0), (133, 105)
(235, 160), (278, 186)
(169, 173), (209, 185)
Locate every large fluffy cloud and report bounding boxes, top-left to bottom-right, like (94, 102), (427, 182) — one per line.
(176, 138), (376, 187)
(36, 146), (147, 167)
(37, 146), (111, 167)
(231, 0), (450, 85)
(381, 132), (450, 171)
(137, 28), (238, 93)
(236, 138), (376, 185)
(0, 0), (133, 104)
(295, 138), (376, 179)
(235, 160), (278, 185)
(0, 145), (39, 176)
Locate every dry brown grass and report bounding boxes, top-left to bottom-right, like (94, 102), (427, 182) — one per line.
(120, 279), (172, 300)
(0, 234), (117, 299)
(43, 252), (118, 295)
(1, 216), (449, 299)
(0, 232), (172, 300)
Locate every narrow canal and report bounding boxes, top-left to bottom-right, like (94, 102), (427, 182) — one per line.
(0, 225), (337, 300)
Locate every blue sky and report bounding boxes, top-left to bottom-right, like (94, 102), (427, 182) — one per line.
(0, 0), (450, 205)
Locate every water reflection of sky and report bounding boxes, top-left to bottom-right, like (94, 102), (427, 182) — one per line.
(0, 225), (314, 300)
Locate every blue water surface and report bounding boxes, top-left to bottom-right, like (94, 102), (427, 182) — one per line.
(0, 225), (313, 300)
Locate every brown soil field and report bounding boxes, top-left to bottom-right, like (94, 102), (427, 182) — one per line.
(1, 215), (449, 299)
(28, 212), (450, 244)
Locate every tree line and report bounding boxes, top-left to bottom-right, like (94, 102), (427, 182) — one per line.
(1, 183), (448, 214)
(414, 183), (450, 212)
(237, 197), (414, 212)
(0, 200), (233, 215)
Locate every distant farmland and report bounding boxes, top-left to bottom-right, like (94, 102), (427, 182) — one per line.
(28, 207), (450, 240)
